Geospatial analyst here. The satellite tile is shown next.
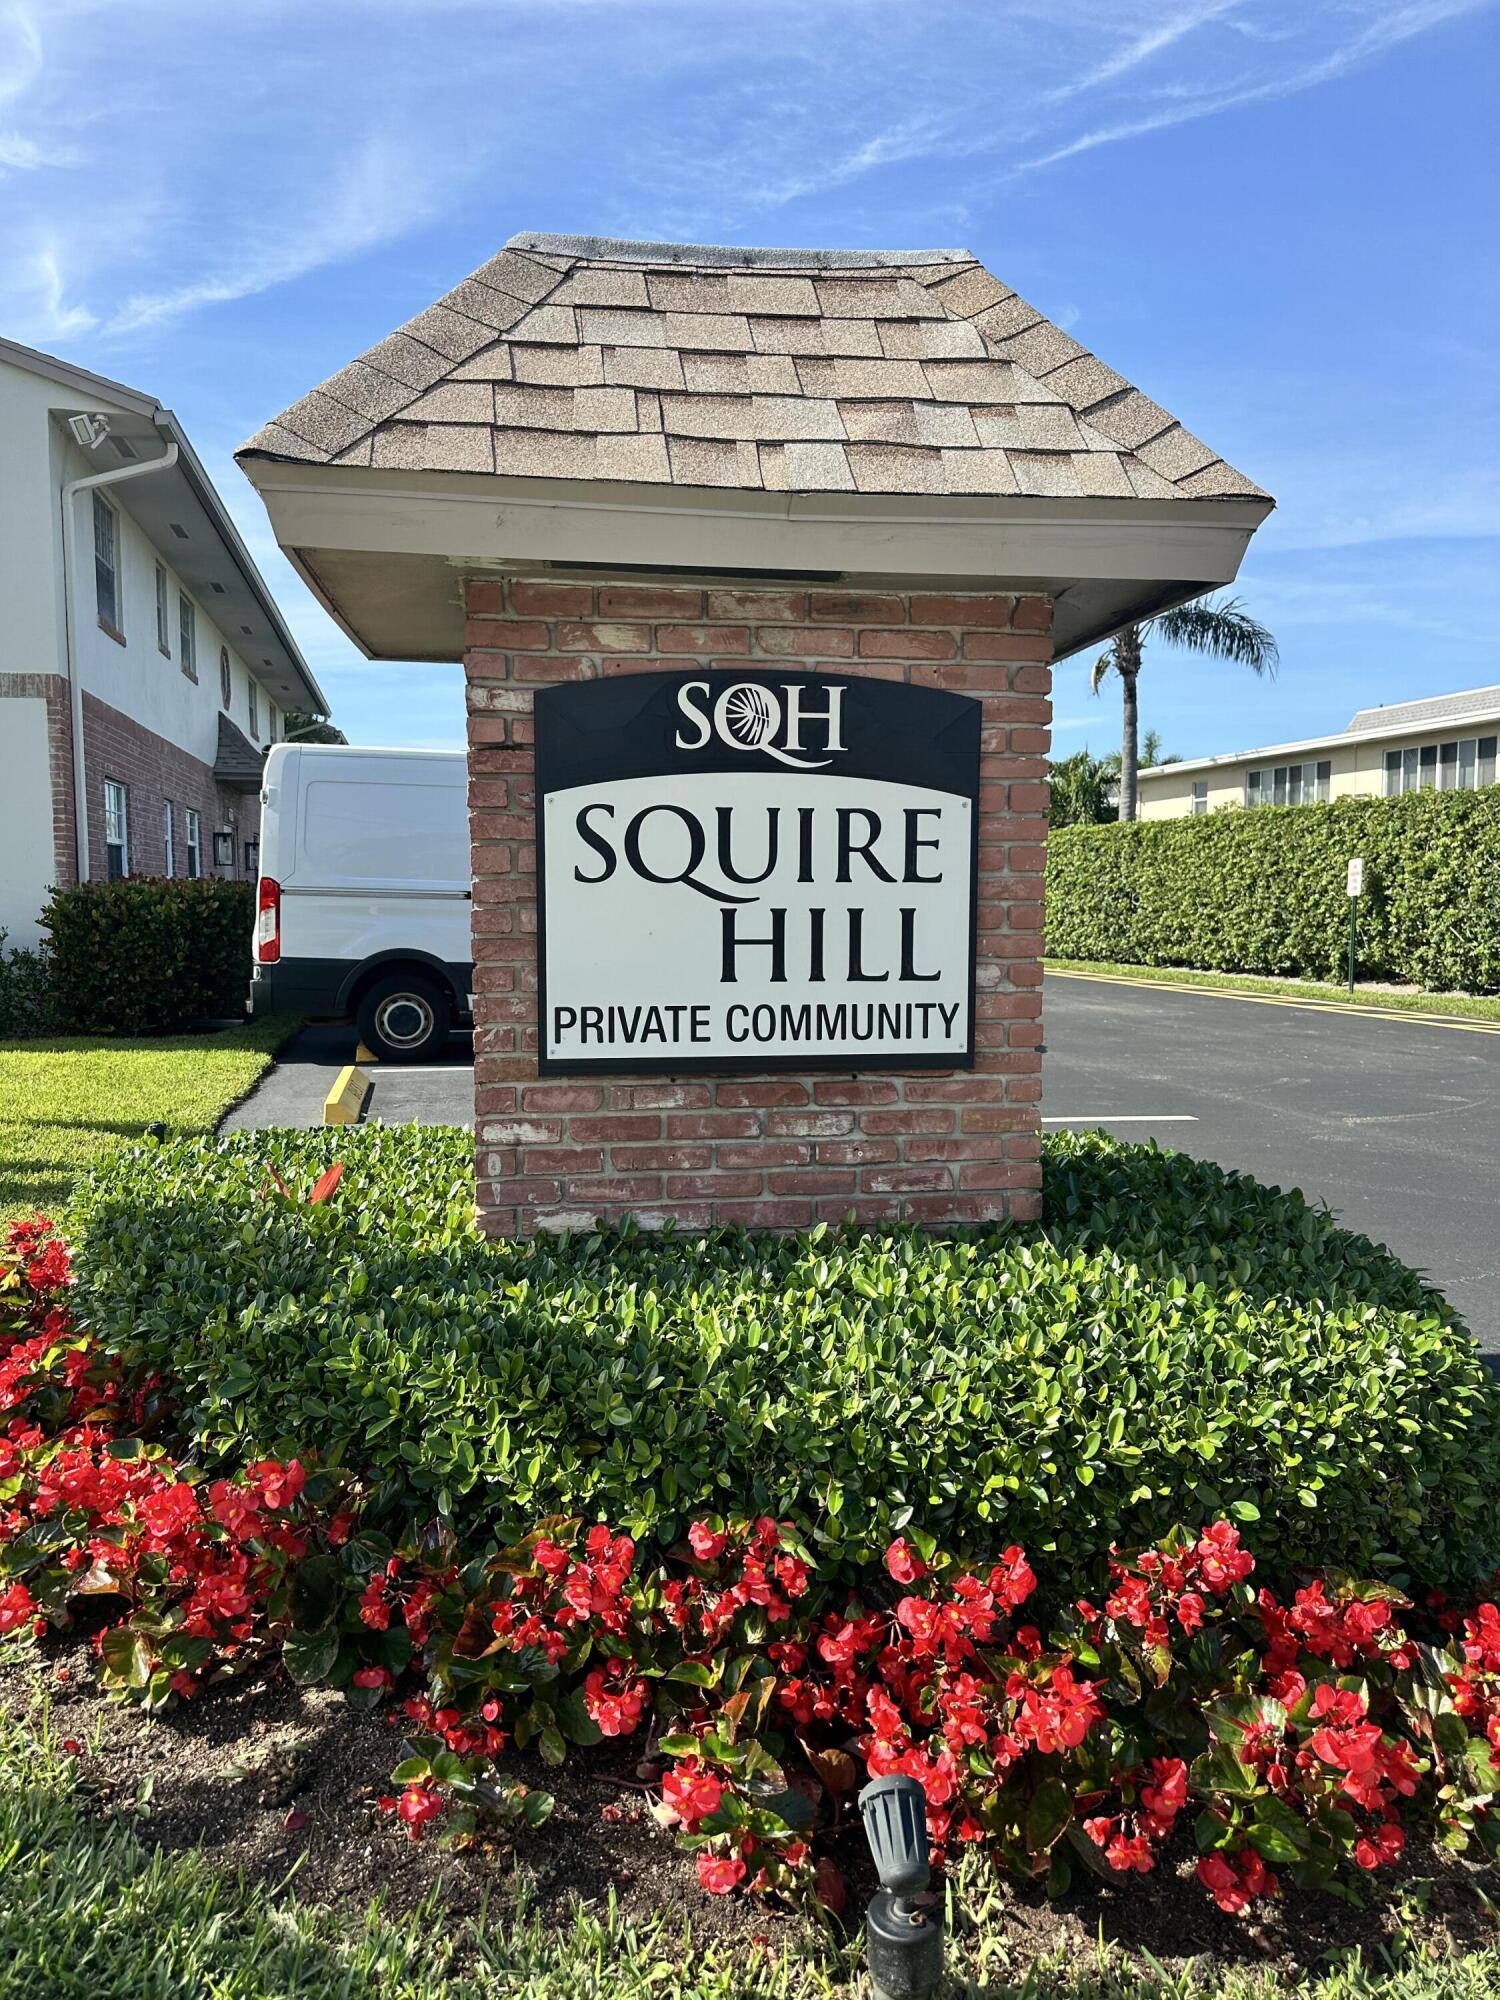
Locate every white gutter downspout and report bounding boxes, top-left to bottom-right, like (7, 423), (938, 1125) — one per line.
(60, 429), (179, 882)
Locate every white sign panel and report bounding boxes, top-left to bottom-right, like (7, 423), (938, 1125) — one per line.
(1347, 857), (1364, 897)
(535, 672), (980, 1074)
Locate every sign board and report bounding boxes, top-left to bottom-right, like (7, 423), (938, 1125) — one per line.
(535, 671), (980, 1074)
(1346, 857), (1364, 897)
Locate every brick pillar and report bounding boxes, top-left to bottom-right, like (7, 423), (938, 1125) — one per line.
(463, 576), (1051, 1236)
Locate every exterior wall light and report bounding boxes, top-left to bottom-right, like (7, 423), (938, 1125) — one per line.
(858, 1773), (944, 2000)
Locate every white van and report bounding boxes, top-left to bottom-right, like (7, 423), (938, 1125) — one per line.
(249, 743), (472, 1062)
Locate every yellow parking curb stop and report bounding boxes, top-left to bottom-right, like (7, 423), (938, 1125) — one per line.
(355, 1042), (378, 1064)
(324, 1064), (372, 1126)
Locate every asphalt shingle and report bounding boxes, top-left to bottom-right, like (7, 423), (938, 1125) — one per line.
(238, 231), (1268, 506)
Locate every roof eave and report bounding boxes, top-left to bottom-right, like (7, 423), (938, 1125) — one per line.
(158, 410), (329, 717)
(236, 452), (1271, 665)
(1139, 707), (1500, 781)
(0, 338), (327, 719)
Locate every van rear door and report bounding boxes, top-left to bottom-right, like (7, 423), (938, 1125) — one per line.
(250, 748), (471, 1026)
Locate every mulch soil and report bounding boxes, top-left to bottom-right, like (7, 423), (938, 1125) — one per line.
(4, 1633), (1500, 1979)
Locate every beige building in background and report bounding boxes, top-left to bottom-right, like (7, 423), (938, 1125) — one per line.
(1137, 684), (1500, 819)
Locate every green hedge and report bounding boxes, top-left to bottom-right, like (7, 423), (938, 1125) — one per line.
(65, 1124), (1500, 1591)
(1047, 788), (1500, 991)
(41, 879), (253, 1035)
(0, 932), (57, 1038)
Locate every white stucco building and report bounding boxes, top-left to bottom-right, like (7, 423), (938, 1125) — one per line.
(1136, 684), (1500, 819)
(0, 337), (329, 947)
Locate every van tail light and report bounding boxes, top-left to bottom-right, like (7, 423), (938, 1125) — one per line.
(256, 876), (281, 963)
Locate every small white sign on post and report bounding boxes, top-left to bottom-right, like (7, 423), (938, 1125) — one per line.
(1346, 857), (1364, 898)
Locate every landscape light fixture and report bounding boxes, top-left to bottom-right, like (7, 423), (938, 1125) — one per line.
(857, 1774), (944, 2000)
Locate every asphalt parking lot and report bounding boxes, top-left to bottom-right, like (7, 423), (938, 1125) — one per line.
(223, 976), (1500, 1350)
(1043, 972), (1500, 1351)
(220, 1024), (475, 1131)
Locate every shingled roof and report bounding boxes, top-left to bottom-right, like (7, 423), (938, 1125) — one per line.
(212, 711), (265, 793)
(238, 234), (1267, 506)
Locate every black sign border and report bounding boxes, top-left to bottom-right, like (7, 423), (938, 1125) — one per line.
(534, 670), (980, 1078)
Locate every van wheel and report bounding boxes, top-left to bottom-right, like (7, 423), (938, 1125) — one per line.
(356, 973), (450, 1063)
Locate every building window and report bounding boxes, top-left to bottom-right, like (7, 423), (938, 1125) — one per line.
(244, 837), (260, 879)
(213, 828), (235, 870)
(185, 809), (201, 879)
(155, 564), (170, 655)
(1247, 759), (1331, 807)
(163, 800), (175, 877)
(103, 780), (129, 880)
(93, 492), (120, 635)
(1384, 736), (1499, 795)
(179, 594), (197, 680)
(248, 678), (259, 740)
(1191, 781), (1208, 816)
(220, 646), (232, 709)
(267, 705), (277, 744)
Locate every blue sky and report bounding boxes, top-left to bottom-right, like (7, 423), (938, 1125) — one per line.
(3, 0), (1496, 761)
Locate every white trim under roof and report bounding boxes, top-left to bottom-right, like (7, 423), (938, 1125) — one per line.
(242, 455), (1269, 665)
(0, 334), (329, 718)
(1138, 690), (1500, 782)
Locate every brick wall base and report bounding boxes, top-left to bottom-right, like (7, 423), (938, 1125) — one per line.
(463, 576), (1051, 1238)
(81, 692), (256, 884)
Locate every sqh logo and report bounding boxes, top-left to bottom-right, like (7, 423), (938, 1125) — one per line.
(673, 679), (846, 770)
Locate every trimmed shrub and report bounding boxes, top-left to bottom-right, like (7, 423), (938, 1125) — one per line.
(41, 878), (254, 1034)
(1047, 788), (1500, 992)
(10, 1215), (1500, 1918)
(0, 931), (57, 1038)
(66, 1126), (1500, 1591)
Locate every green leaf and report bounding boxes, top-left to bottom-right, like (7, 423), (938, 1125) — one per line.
(1247, 1796), (1310, 1863)
(1025, 1778), (1073, 1856)
(556, 1690), (603, 1748)
(99, 1625), (151, 1690)
(283, 1626), (341, 1687)
(539, 1723), (568, 1768)
(664, 1660), (720, 1689)
(288, 1554), (341, 1631)
(1192, 1743), (1260, 1800)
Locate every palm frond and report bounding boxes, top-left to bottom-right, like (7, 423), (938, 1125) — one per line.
(1089, 651), (1115, 694)
(1148, 595), (1279, 676)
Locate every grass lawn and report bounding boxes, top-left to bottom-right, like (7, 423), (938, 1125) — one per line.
(2, 1713), (1496, 2000)
(1045, 960), (1500, 1028)
(0, 1015), (297, 1222)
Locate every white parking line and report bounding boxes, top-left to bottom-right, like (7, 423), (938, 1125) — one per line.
(362, 1064), (474, 1074)
(1042, 1115), (1198, 1124)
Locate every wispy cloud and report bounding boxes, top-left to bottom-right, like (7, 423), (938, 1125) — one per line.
(1041, 0), (1245, 103)
(105, 135), (443, 334)
(0, 0), (1490, 344)
(22, 242), (94, 337)
(1008, 0), (1492, 176)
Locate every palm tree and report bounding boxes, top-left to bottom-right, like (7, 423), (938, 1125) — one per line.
(1048, 748), (1118, 828)
(281, 708), (347, 746)
(1091, 595), (1278, 822)
(1140, 729), (1180, 770)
